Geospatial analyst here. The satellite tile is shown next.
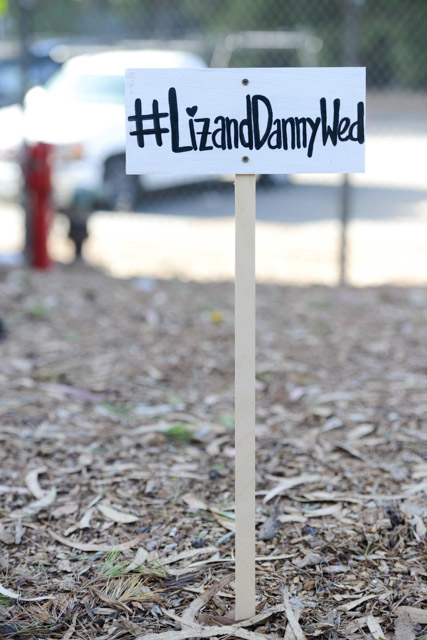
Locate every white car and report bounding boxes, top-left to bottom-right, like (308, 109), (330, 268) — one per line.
(22, 48), (209, 213)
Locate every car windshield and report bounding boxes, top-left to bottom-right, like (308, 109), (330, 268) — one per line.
(45, 71), (125, 104)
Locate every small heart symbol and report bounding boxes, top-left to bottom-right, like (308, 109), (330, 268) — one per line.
(186, 106), (198, 117)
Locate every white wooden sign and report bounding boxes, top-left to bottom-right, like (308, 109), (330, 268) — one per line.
(125, 66), (365, 623)
(125, 67), (365, 175)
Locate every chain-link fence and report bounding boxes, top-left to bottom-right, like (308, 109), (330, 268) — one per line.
(5, 0), (427, 89)
(1, 1), (427, 283)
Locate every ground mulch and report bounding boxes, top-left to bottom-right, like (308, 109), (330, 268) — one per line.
(0, 264), (426, 639)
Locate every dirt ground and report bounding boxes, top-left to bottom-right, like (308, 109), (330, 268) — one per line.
(0, 263), (426, 639)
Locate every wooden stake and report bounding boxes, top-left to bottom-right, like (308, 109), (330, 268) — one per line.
(234, 174), (256, 621)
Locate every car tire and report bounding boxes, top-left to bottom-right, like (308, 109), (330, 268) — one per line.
(103, 155), (140, 211)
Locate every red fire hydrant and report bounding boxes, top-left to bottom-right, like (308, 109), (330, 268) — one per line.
(23, 142), (53, 270)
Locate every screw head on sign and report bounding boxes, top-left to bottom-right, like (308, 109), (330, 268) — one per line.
(242, 156), (249, 163)
(242, 78), (249, 85)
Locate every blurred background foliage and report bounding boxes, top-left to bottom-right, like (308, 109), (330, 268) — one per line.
(3, 0), (427, 90)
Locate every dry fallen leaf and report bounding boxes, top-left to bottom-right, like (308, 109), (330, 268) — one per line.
(304, 504), (342, 518)
(264, 474), (322, 503)
(48, 529), (144, 552)
(126, 547), (149, 572)
(51, 502), (79, 519)
(158, 546), (219, 566)
(137, 626), (282, 640)
(258, 514), (282, 540)
(181, 493), (208, 510)
(25, 466), (47, 498)
(0, 584), (21, 599)
(97, 502), (139, 524)
(0, 583), (54, 602)
(91, 587), (132, 613)
(296, 552), (323, 568)
(0, 523), (15, 545)
(181, 494), (235, 530)
(0, 485), (29, 495)
(181, 574), (233, 624)
(79, 506), (95, 528)
(10, 486), (57, 518)
(339, 593), (378, 612)
(2, 259), (427, 639)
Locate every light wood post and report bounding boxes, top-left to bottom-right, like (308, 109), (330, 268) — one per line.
(234, 174), (256, 621)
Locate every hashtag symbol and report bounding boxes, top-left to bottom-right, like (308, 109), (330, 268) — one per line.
(128, 98), (170, 148)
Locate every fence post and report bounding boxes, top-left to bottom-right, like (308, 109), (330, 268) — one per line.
(19, 0), (35, 260)
(339, 0), (364, 286)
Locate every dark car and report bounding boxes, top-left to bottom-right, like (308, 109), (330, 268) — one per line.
(0, 38), (116, 108)
(0, 40), (62, 107)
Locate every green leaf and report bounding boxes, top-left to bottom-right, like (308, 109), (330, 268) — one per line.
(212, 509), (235, 520)
(98, 403), (130, 417)
(28, 304), (50, 320)
(101, 550), (130, 576)
(218, 413), (234, 430)
(165, 423), (196, 442)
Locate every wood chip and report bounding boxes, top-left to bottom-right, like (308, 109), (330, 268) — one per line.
(61, 612), (78, 640)
(367, 615), (386, 639)
(394, 609), (415, 640)
(282, 590), (307, 640)
(2, 259), (427, 638)
(395, 606), (427, 624)
(284, 607), (303, 640)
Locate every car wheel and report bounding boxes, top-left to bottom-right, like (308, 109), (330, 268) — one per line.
(103, 155), (140, 211)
